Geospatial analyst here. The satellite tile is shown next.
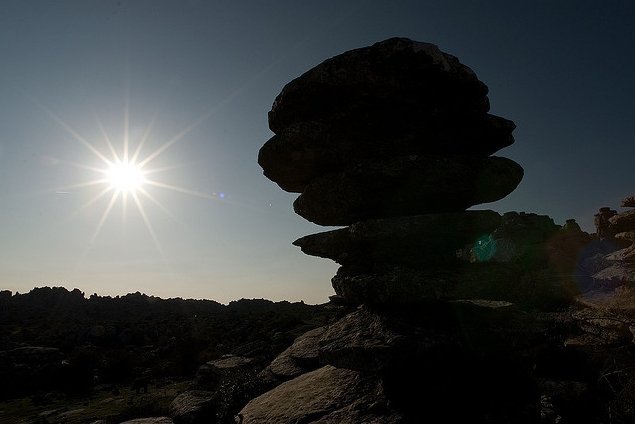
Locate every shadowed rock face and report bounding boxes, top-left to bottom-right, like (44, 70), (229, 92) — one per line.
(259, 38), (516, 194)
(293, 210), (502, 267)
(293, 155), (522, 225)
(259, 114), (515, 192)
(248, 37), (565, 423)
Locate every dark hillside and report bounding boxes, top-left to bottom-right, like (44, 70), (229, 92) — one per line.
(0, 287), (337, 405)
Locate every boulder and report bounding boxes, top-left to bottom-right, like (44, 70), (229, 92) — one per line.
(237, 365), (401, 423)
(262, 326), (326, 381)
(318, 308), (412, 372)
(288, 326), (326, 365)
(259, 113), (515, 192)
(169, 390), (214, 424)
(193, 355), (255, 390)
(293, 155), (523, 225)
(268, 38), (489, 133)
(264, 346), (306, 381)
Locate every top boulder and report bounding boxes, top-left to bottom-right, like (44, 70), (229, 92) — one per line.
(268, 38), (490, 133)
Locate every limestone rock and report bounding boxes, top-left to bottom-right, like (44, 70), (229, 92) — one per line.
(288, 326), (326, 365)
(621, 196), (635, 207)
(293, 210), (502, 267)
(615, 231), (635, 242)
(262, 326), (326, 382)
(264, 346), (306, 381)
(259, 114), (515, 192)
(169, 390), (214, 424)
(609, 209), (635, 233)
(293, 155), (523, 225)
(268, 38), (489, 133)
(593, 262), (635, 285)
(237, 365), (401, 423)
(193, 355), (255, 390)
(605, 246), (635, 263)
(318, 308), (412, 372)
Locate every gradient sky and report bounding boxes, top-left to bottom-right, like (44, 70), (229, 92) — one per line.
(0, 0), (633, 304)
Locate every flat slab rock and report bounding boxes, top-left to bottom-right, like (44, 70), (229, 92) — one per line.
(331, 263), (569, 306)
(259, 114), (515, 192)
(293, 210), (502, 266)
(293, 155), (523, 226)
(237, 365), (402, 424)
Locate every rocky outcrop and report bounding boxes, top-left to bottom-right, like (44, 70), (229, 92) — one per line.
(593, 196), (635, 286)
(249, 37), (599, 423)
(259, 37), (533, 306)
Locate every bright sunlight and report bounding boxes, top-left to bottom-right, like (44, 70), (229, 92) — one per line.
(105, 160), (146, 193)
(39, 99), (221, 248)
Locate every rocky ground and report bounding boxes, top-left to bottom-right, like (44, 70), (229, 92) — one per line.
(0, 288), (341, 424)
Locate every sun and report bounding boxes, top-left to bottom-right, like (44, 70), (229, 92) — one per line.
(39, 99), (225, 248)
(105, 160), (146, 193)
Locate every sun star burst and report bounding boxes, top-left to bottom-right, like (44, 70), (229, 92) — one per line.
(105, 160), (146, 193)
(41, 101), (223, 249)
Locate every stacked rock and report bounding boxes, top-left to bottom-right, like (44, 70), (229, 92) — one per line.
(259, 37), (523, 305)
(593, 195), (635, 284)
(243, 38), (565, 423)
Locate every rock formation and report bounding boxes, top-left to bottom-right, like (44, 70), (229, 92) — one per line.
(249, 38), (612, 423)
(593, 196), (635, 285)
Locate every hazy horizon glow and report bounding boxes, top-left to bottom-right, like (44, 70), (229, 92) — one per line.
(0, 1), (634, 304)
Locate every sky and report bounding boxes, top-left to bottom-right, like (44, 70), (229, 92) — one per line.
(0, 0), (634, 304)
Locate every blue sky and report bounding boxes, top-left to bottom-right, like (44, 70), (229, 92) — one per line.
(0, 0), (633, 303)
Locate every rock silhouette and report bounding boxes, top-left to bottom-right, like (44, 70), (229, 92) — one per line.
(251, 37), (579, 423)
(260, 37), (527, 306)
(251, 37), (635, 424)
